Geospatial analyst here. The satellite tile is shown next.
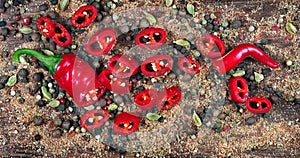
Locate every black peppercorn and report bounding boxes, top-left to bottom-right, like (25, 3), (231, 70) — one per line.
(18, 68), (29, 78)
(18, 97), (25, 104)
(32, 72), (44, 82)
(34, 134), (42, 141)
(36, 100), (45, 107)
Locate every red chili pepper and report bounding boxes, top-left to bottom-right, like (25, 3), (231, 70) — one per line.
(211, 44), (280, 74)
(80, 109), (110, 130)
(113, 112), (141, 136)
(71, 5), (97, 28)
(53, 23), (72, 47)
(157, 86), (182, 110)
(107, 54), (139, 79)
(228, 76), (249, 103)
(141, 54), (173, 77)
(134, 89), (158, 110)
(245, 97), (272, 114)
(13, 49), (107, 107)
(196, 34), (226, 59)
(85, 28), (117, 56)
(135, 27), (167, 49)
(177, 56), (200, 75)
(37, 16), (55, 38)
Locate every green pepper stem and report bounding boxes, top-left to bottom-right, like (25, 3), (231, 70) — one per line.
(12, 48), (62, 74)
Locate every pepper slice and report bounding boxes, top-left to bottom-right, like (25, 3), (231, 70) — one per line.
(196, 34), (225, 59)
(157, 86), (182, 110)
(37, 16), (55, 38)
(113, 112), (141, 136)
(80, 109), (110, 130)
(245, 97), (272, 114)
(107, 54), (139, 79)
(141, 54), (173, 77)
(177, 56), (200, 75)
(134, 89), (158, 110)
(53, 23), (72, 47)
(228, 76), (249, 103)
(85, 28), (117, 56)
(71, 5), (97, 28)
(135, 27), (166, 49)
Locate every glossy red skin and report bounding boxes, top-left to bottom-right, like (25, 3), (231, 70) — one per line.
(157, 86), (182, 110)
(71, 5), (97, 28)
(246, 97), (272, 114)
(113, 112), (141, 136)
(107, 54), (139, 78)
(134, 89), (158, 110)
(196, 34), (226, 59)
(85, 28), (117, 56)
(53, 54), (106, 107)
(53, 23), (72, 47)
(37, 16), (55, 38)
(177, 56), (200, 75)
(135, 27), (166, 49)
(141, 54), (173, 77)
(80, 109), (110, 130)
(228, 76), (249, 103)
(211, 44), (280, 74)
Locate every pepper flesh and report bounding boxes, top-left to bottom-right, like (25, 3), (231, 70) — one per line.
(141, 54), (173, 77)
(135, 27), (167, 49)
(113, 112), (141, 136)
(177, 56), (200, 75)
(107, 54), (139, 79)
(246, 96), (272, 114)
(37, 16), (55, 38)
(53, 23), (72, 47)
(157, 86), (182, 110)
(228, 76), (249, 103)
(80, 109), (110, 130)
(134, 89), (158, 110)
(71, 5), (97, 28)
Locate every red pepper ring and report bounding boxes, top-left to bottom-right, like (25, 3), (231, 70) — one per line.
(113, 112), (141, 136)
(157, 86), (182, 110)
(85, 28), (117, 56)
(134, 89), (158, 110)
(71, 5), (98, 28)
(53, 23), (72, 47)
(135, 27), (167, 49)
(228, 76), (249, 103)
(80, 109), (110, 130)
(141, 54), (173, 77)
(107, 54), (139, 79)
(177, 56), (200, 75)
(37, 16), (55, 38)
(246, 97), (272, 114)
(196, 34), (226, 59)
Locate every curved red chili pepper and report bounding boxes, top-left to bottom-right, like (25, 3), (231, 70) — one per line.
(37, 16), (55, 38)
(196, 34), (226, 59)
(53, 23), (72, 47)
(71, 5), (97, 28)
(157, 86), (182, 110)
(134, 89), (158, 110)
(113, 112), (141, 136)
(107, 54), (139, 79)
(141, 54), (173, 77)
(85, 28), (117, 56)
(135, 27), (167, 49)
(246, 97), (272, 114)
(211, 44), (280, 74)
(228, 76), (249, 103)
(80, 109), (110, 130)
(177, 56), (200, 75)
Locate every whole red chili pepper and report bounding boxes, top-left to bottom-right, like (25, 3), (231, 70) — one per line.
(12, 49), (106, 107)
(245, 96), (272, 114)
(141, 54), (173, 77)
(134, 89), (158, 110)
(80, 109), (110, 130)
(71, 5), (98, 28)
(53, 23), (72, 47)
(37, 16), (55, 38)
(135, 27), (167, 49)
(196, 34), (226, 58)
(157, 86), (182, 110)
(113, 112), (141, 136)
(107, 54), (139, 79)
(177, 56), (200, 75)
(228, 76), (249, 103)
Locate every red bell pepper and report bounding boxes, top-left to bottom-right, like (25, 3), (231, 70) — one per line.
(141, 54), (173, 77)
(245, 96), (272, 114)
(80, 109), (110, 130)
(71, 5), (97, 28)
(107, 54), (139, 79)
(177, 56), (200, 75)
(157, 86), (182, 110)
(228, 76), (249, 103)
(113, 112), (141, 136)
(196, 34), (226, 59)
(12, 49), (107, 107)
(134, 89), (158, 110)
(135, 27), (166, 49)
(53, 23), (72, 47)
(37, 16), (55, 38)
(85, 28), (117, 56)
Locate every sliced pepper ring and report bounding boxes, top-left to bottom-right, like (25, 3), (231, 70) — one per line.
(245, 97), (272, 114)
(157, 86), (182, 110)
(107, 54), (139, 79)
(80, 109), (110, 130)
(53, 23), (72, 47)
(135, 27), (167, 49)
(113, 112), (141, 136)
(228, 76), (249, 103)
(196, 34), (225, 59)
(177, 56), (200, 75)
(134, 89), (158, 110)
(71, 5), (98, 28)
(37, 16), (55, 38)
(141, 54), (173, 77)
